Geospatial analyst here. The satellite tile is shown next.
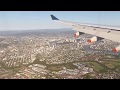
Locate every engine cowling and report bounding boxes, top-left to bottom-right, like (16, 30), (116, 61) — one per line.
(87, 36), (97, 43)
(74, 32), (84, 37)
(112, 45), (120, 52)
(87, 36), (104, 43)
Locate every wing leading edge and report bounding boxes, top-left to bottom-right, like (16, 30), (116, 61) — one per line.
(50, 15), (120, 43)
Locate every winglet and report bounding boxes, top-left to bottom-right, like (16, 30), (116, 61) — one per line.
(50, 15), (59, 20)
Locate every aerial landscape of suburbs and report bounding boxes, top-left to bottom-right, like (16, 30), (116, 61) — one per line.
(0, 29), (120, 79)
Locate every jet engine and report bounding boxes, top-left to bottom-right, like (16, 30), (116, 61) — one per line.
(112, 45), (120, 52)
(74, 32), (84, 37)
(87, 36), (104, 43)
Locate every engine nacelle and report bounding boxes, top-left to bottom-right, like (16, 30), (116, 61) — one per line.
(87, 36), (104, 43)
(112, 45), (120, 52)
(87, 36), (97, 43)
(74, 32), (84, 37)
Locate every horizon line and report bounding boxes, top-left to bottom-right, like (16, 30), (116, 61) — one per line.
(0, 28), (72, 32)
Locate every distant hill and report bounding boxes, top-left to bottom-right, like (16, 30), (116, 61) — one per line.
(0, 28), (74, 36)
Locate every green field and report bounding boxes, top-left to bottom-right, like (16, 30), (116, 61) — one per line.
(105, 63), (115, 69)
(82, 73), (94, 79)
(100, 58), (120, 70)
(110, 61), (120, 66)
(89, 62), (105, 72)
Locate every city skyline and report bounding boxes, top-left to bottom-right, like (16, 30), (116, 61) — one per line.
(0, 11), (120, 30)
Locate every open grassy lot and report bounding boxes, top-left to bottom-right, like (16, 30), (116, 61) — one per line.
(89, 62), (105, 72)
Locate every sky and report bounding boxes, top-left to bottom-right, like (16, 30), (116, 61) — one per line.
(0, 11), (120, 31)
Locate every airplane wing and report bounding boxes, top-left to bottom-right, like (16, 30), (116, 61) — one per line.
(50, 15), (120, 52)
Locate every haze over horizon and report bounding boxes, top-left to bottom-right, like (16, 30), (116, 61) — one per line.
(0, 11), (120, 31)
